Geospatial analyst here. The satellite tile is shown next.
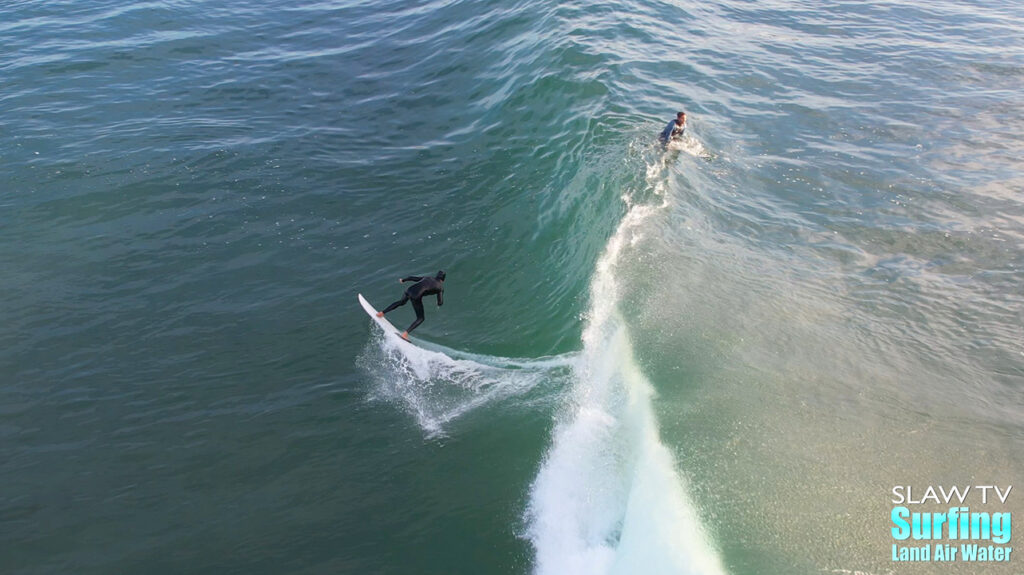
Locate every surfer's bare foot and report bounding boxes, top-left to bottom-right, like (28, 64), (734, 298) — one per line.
(376, 311), (384, 318)
(401, 331), (410, 341)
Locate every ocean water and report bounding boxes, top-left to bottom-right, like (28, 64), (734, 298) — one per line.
(3, 0), (1023, 573)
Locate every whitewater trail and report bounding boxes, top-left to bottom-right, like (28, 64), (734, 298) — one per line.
(357, 329), (577, 437)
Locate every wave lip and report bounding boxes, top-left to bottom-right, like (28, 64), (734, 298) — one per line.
(527, 164), (726, 575)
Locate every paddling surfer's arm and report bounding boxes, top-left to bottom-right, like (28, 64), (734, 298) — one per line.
(399, 276), (424, 283)
(659, 121), (675, 143)
(437, 289), (443, 307)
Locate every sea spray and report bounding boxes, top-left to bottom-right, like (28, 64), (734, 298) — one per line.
(526, 154), (726, 574)
(358, 331), (575, 436)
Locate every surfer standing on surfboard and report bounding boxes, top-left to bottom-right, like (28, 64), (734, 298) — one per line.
(377, 270), (445, 340)
(658, 111), (686, 146)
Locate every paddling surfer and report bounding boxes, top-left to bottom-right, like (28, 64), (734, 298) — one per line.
(659, 111), (687, 146)
(377, 270), (445, 340)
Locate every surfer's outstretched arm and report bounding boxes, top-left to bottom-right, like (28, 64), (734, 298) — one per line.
(400, 276), (423, 283)
(436, 290), (443, 307)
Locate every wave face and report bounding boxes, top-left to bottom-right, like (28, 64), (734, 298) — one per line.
(360, 142), (726, 572)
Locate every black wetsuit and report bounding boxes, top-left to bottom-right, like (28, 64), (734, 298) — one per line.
(381, 274), (444, 334)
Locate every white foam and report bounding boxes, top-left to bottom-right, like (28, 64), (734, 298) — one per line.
(526, 153), (726, 574)
(667, 134), (711, 159)
(358, 329), (576, 437)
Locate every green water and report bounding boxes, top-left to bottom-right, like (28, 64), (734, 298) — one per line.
(3, 0), (1023, 573)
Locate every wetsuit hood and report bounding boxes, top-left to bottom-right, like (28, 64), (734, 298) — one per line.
(436, 270), (446, 281)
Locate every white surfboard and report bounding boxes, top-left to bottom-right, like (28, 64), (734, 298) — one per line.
(358, 293), (416, 347)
